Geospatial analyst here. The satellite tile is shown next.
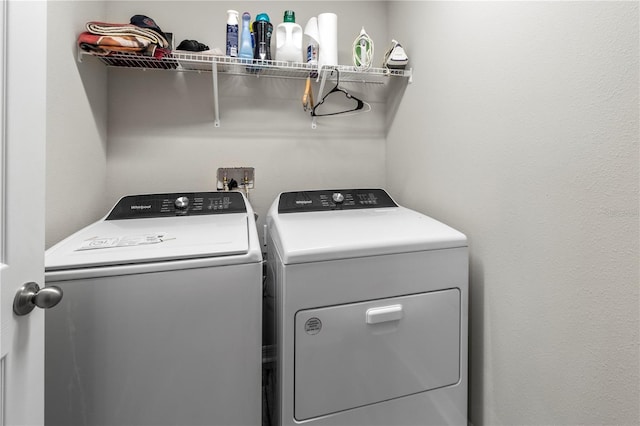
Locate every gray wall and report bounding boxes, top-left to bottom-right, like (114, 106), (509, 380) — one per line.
(46, 1), (108, 247)
(386, 1), (639, 425)
(46, 1), (640, 424)
(47, 1), (391, 247)
(103, 1), (390, 237)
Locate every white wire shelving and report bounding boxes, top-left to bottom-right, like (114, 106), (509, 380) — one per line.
(78, 50), (413, 128)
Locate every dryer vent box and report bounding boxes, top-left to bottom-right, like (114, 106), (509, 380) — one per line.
(217, 167), (255, 191)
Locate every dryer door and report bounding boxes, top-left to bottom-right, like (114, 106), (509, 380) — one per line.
(294, 289), (461, 421)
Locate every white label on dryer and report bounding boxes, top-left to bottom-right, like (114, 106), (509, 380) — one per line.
(304, 317), (322, 335)
(76, 233), (169, 251)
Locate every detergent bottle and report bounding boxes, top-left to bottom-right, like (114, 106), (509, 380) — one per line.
(252, 13), (273, 61)
(275, 10), (303, 63)
(304, 16), (319, 75)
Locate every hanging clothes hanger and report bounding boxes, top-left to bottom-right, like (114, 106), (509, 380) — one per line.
(311, 69), (370, 117)
(302, 76), (314, 112)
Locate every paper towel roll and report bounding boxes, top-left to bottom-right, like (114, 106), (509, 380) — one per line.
(317, 12), (338, 69)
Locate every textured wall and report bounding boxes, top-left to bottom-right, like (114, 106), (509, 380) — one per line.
(46, 2), (640, 423)
(104, 1), (389, 234)
(46, 1), (109, 247)
(386, 2), (639, 424)
(46, 1), (391, 246)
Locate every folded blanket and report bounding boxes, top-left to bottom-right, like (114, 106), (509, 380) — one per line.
(78, 39), (173, 63)
(79, 32), (150, 49)
(77, 32), (148, 55)
(86, 21), (169, 48)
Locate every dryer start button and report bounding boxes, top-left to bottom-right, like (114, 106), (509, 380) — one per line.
(175, 196), (190, 210)
(332, 193), (345, 204)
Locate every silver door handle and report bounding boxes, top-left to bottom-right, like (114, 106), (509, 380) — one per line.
(13, 282), (63, 316)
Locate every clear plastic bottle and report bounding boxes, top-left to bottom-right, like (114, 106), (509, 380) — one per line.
(239, 12), (253, 60)
(226, 10), (239, 57)
(275, 10), (303, 63)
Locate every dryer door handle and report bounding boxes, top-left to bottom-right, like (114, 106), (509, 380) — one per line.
(366, 304), (403, 324)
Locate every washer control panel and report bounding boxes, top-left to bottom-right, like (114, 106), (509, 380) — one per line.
(278, 189), (397, 213)
(106, 192), (246, 220)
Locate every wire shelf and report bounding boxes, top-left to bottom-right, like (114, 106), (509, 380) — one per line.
(78, 49), (412, 128)
(79, 51), (412, 84)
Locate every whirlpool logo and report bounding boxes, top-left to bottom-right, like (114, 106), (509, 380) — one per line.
(130, 205), (152, 210)
(296, 200), (312, 205)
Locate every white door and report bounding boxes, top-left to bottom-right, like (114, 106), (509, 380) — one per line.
(0, 1), (48, 425)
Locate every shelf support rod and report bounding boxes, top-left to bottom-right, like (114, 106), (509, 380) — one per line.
(311, 67), (330, 129)
(212, 61), (220, 127)
(316, 67), (329, 99)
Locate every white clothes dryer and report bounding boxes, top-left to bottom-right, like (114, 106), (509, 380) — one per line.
(45, 191), (262, 426)
(264, 189), (468, 426)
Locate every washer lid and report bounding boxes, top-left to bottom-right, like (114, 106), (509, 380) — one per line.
(269, 203), (467, 264)
(45, 213), (253, 271)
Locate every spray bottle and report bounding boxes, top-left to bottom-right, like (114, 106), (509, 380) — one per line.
(226, 10), (239, 57)
(239, 12), (253, 61)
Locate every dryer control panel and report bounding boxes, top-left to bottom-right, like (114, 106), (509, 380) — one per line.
(106, 192), (247, 220)
(278, 189), (397, 213)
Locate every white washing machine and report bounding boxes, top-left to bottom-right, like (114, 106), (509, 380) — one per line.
(264, 189), (468, 426)
(45, 191), (262, 426)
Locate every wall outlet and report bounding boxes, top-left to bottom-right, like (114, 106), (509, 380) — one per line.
(217, 167), (255, 191)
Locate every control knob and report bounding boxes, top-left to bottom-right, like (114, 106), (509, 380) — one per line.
(175, 196), (190, 210)
(332, 192), (345, 204)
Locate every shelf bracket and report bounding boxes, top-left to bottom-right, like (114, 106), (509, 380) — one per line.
(212, 61), (220, 127)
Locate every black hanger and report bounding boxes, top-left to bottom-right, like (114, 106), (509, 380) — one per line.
(311, 69), (365, 117)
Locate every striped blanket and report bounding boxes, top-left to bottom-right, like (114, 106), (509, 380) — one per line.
(85, 21), (169, 48)
(78, 20), (170, 59)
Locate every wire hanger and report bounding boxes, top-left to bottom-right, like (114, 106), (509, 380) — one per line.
(311, 69), (370, 117)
